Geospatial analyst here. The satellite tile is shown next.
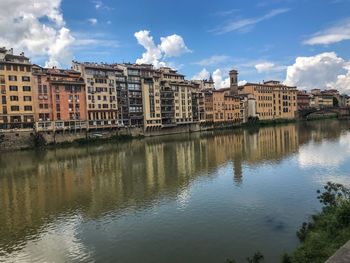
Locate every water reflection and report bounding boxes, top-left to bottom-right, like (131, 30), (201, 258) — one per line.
(0, 120), (349, 262)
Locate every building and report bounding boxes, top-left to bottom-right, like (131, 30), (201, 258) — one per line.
(0, 48), (35, 129)
(191, 86), (206, 123)
(310, 89), (334, 109)
(124, 64), (144, 127)
(239, 80), (297, 120)
(32, 65), (53, 123)
(297, 90), (311, 110)
(192, 76), (215, 91)
(203, 90), (214, 123)
(114, 67), (128, 126)
(33, 66), (87, 131)
(72, 62), (119, 129)
(140, 65), (162, 129)
(158, 67), (193, 126)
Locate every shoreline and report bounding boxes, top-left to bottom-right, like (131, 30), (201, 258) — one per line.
(0, 114), (342, 153)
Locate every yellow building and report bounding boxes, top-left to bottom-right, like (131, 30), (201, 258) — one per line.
(239, 80), (297, 120)
(0, 48), (35, 129)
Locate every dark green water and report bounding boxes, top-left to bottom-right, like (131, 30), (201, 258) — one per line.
(1, 120), (350, 263)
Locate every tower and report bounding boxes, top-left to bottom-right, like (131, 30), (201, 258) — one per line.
(229, 69), (238, 94)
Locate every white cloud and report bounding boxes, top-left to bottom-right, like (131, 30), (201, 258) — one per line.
(159, 35), (191, 57)
(134, 30), (190, 68)
(88, 18), (98, 25)
(0, 0), (73, 68)
(213, 69), (230, 89)
(284, 52), (350, 94)
(238, 80), (248, 86)
(92, 0), (112, 10)
(212, 8), (290, 34)
(93, 0), (102, 9)
(192, 68), (210, 80)
(304, 18), (350, 45)
(193, 55), (230, 67)
(255, 62), (275, 73)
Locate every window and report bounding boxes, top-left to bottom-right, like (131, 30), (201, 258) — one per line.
(9, 86), (18, 91)
(10, 96), (18, 101)
(23, 86), (31, 92)
(23, 96), (31, 101)
(24, 106), (32, 111)
(8, 75), (17, 81)
(22, 76), (30, 82)
(11, 106), (19, 111)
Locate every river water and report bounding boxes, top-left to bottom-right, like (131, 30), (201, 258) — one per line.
(0, 120), (350, 263)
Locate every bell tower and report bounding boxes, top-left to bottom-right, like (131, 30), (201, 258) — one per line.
(229, 69), (238, 94)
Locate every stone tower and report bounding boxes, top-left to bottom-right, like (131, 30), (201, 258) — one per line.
(229, 69), (238, 94)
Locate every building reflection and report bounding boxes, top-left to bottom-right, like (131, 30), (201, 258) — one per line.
(0, 120), (349, 254)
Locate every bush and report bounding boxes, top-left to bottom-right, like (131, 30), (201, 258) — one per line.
(284, 182), (350, 263)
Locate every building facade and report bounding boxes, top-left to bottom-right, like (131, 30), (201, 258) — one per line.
(239, 80), (297, 120)
(33, 66), (87, 131)
(297, 90), (311, 110)
(0, 48), (35, 129)
(72, 62), (119, 129)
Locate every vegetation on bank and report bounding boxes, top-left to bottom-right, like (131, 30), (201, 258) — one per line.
(283, 182), (350, 263)
(225, 182), (350, 263)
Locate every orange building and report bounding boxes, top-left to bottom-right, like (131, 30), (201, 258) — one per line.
(224, 95), (241, 122)
(33, 66), (87, 131)
(239, 81), (297, 120)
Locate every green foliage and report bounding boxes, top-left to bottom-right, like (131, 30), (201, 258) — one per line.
(284, 181), (350, 263)
(246, 251), (264, 263)
(226, 251), (264, 263)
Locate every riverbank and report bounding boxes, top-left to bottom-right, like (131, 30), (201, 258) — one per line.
(283, 182), (350, 263)
(0, 114), (346, 152)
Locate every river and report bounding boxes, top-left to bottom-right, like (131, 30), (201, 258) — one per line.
(0, 120), (350, 263)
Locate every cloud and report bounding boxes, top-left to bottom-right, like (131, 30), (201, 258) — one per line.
(192, 68), (210, 80)
(93, 0), (102, 9)
(193, 55), (230, 67)
(304, 18), (350, 45)
(213, 69), (230, 89)
(255, 62), (275, 73)
(212, 8), (290, 34)
(255, 61), (287, 73)
(0, 0), (74, 68)
(238, 80), (248, 86)
(159, 35), (191, 57)
(92, 0), (112, 10)
(134, 30), (190, 67)
(285, 52), (350, 94)
(88, 18), (98, 25)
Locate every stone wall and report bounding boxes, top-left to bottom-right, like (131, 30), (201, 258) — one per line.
(0, 130), (35, 151)
(0, 122), (242, 151)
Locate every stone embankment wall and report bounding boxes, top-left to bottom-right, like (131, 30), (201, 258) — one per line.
(0, 130), (35, 151)
(0, 122), (244, 151)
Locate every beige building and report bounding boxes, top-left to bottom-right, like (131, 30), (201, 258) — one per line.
(141, 65), (162, 129)
(159, 67), (193, 126)
(0, 48), (35, 129)
(239, 80), (297, 120)
(310, 89), (336, 109)
(72, 62), (119, 128)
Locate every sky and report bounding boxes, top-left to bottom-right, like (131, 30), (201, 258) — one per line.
(1, 0), (350, 93)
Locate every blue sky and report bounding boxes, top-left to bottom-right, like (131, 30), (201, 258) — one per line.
(1, 0), (350, 92)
